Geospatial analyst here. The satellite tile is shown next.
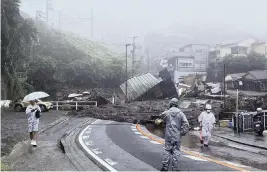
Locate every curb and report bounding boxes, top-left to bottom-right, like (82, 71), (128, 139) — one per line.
(77, 120), (117, 172)
(60, 118), (100, 171)
(39, 117), (70, 134)
(213, 134), (267, 150)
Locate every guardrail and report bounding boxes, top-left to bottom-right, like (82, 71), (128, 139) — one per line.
(232, 110), (267, 132)
(50, 101), (97, 111)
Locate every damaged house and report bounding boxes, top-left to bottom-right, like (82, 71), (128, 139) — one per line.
(120, 70), (178, 102)
(225, 70), (267, 92)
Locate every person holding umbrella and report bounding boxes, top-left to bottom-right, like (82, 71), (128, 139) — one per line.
(26, 100), (41, 146)
(23, 91), (49, 147)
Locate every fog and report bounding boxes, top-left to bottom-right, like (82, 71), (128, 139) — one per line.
(20, 0), (267, 53)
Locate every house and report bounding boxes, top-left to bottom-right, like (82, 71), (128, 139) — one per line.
(225, 73), (246, 89)
(209, 38), (258, 60)
(251, 42), (267, 58)
(166, 52), (206, 84)
(179, 44), (208, 71)
(242, 70), (267, 92)
(225, 70), (267, 92)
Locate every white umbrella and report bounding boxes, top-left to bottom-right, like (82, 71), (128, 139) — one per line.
(68, 93), (82, 98)
(23, 91), (50, 102)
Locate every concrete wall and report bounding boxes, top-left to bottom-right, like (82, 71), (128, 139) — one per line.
(252, 42), (267, 56)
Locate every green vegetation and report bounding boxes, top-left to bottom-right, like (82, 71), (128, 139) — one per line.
(1, 0), (125, 100)
(207, 53), (267, 82)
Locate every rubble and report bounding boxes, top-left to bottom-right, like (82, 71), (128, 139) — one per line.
(68, 99), (206, 129)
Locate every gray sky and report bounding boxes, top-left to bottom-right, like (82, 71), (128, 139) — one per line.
(20, 0), (267, 50)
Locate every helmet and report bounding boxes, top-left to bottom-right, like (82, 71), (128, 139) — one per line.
(169, 98), (179, 106)
(256, 108), (262, 112)
(205, 104), (212, 110)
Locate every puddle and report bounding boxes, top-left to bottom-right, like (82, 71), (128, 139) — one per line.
(145, 123), (201, 149)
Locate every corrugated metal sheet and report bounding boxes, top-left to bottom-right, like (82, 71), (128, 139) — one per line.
(120, 73), (162, 101)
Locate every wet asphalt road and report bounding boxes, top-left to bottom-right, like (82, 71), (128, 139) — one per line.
(82, 120), (235, 171)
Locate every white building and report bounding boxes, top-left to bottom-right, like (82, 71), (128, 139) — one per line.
(166, 52), (206, 84)
(179, 44), (208, 71)
(209, 38), (265, 61)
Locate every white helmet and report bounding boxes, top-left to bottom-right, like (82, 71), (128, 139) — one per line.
(257, 108), (262, 112)
(205, 104), (212, 110)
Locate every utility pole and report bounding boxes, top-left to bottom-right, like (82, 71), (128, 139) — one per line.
(91, 8), (94, 38)
(46, 0), (53, 25)
(125, 44), (131, 103)
(223, 64), (226, 110)
(131, 36), (138, 76)
(79, 9), (94, 38)
(58, 10), (62, 29)
(147, 48), (150, 72)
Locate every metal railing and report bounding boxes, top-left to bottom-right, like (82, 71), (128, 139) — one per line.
(51, 101), (97, 111)
(232, 110), (267, 132)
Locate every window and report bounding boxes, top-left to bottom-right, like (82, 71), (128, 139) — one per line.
(179, 62), (193, 68)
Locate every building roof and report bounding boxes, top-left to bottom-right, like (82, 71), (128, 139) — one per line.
(225, 73), (246, 82)
(120, 73), (162, 101)
(166, 52), (194, 59)
(244, 70), (267, 80)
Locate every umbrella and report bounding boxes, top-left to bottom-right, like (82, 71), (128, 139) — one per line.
(23, 91), (50, 102)
(68, 93), (83, 98)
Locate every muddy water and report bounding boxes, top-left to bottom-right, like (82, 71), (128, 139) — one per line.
(145, 123), (201, 149)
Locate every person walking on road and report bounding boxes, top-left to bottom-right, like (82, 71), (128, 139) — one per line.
(26, 100), (41, 147)
(156, 98), (189, 171)
(198, 104), (216, 147)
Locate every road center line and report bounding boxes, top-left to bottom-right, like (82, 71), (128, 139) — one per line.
(136, 124), (250, 172)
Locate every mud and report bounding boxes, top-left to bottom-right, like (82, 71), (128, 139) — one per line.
(1, 110), (65, 157)
(67, 100), (202, 128)
(145, 123), (267, 170)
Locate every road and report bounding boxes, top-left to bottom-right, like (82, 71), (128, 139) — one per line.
(80, 119), (256, 171)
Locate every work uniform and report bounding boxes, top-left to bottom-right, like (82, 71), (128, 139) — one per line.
(198, 111), (216, 146)
(160, 107), (189, 171)
(26, 104), (41, 132)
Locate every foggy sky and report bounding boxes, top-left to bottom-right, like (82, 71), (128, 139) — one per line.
(20, 0), (267, 48)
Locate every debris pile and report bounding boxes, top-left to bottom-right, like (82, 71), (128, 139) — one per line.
(68, 99), (205, 129)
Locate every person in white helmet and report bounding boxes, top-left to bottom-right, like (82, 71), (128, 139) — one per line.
(198, 104), (216, 147)
(157, 98), (189, 171)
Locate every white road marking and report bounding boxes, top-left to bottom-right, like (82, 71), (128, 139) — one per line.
(85, 130), (92, 134)
(134, 132), (141, 135)
(150, 141), (161, 144)
(140, 136), (149, 139)
(85, 141), (93, 146)
(105, 158), (118, 166)
(91, 148), (103, 155)
(83, 135), (89, 139)
(183, 155), (208, 161)
(131, 128), (137, 131)
(78, 120), (117, 172)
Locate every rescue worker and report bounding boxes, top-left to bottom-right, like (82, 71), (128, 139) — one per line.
(26, 100), (41, 147)
(198, 104), (216, 147)
(156, 98), (189, 171)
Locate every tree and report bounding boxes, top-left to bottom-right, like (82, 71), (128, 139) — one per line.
(207, 53), (267, 82)
(1, 0), (36, 100)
